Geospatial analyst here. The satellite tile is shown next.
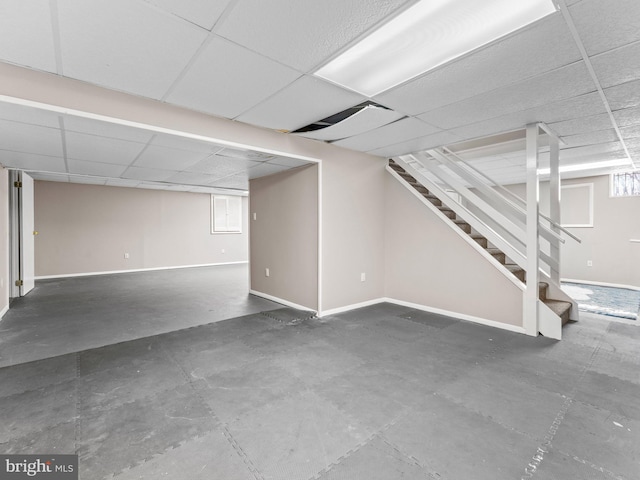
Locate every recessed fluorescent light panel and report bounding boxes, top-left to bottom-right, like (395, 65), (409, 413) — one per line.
(315, 0), (557, 97)
(538, 159), (631, 175)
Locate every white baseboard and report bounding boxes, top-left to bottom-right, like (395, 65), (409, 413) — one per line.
(249, 290), (315, 312)
(0, 304), (9, 321)
(319, 298), (386, 317)
(319, 296), (526, 334)
(384, 298), (527, 334)
(35, 261), (249, 280)
(562, 278), (640, 291)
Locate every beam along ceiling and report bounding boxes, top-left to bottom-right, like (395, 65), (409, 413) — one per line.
(0, 0), (639, 188)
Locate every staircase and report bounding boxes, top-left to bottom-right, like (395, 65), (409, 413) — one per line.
(388, 159), (573, 326)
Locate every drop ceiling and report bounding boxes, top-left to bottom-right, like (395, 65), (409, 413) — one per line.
(0, 0), (639, 188)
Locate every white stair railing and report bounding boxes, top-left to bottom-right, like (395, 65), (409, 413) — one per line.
(391, 123), (582, 338)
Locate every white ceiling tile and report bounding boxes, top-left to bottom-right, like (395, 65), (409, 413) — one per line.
(150, 134), (223, 154)
(368, 131), (463, 158)
(621, 124), (640, 139)
(0, 120), (63, 156)
(591, 41), (640, 89)
(604, 79), (640, 110)
(30, 173), (69, 183)
(63, 115), (154, 143)
(247, 163), (289, 179)
(0, 102), (60, 128)
(166, 171), (219, 185)
(547, 113), (613, 136)
(216, 0), (413, 72)
(143, 0), (234, 30)
(57, 0), (208, 99)
(236, 75), (365, 131)
(561, 129), (619, 147)
(121, 166), (175, 182)
(166, 36), (300, 119)
(332, 117), (440, 152)
(375, 14), (581, 116)
(267, 157), (311, 168)
(133, 144), (210, 170)
(569, 0), (640, 56)
(613, 106), (640, 127)
(186, 156), (258, 175)
(106, 178), (141, 188)
(211, 174), (249, 189)
(164, 184), (192, 191)
(137, 182), (169, 190)
(69, 175), (107, 185)
(625, 137), (640, 150)
(0, 0), (56, 72)
(450, 92), (606, 141)
(418, 62), (596, 130)
(67, 159), (127, 177)
(0, 150), (66, 172)
(65, 131), (146, 165)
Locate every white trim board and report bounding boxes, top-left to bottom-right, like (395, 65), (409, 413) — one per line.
(562, 278), (640, 291)
(35, 261), (249, 280)
(0, 304), (9, 321)
(249, 289), (315, 313)
(319, 297), (526, 335)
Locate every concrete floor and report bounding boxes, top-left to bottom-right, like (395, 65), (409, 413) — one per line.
(1, 271), (639, 479)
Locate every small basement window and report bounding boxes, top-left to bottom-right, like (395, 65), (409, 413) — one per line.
(611, 171), (640, 197)
(211, 195), (242, 234)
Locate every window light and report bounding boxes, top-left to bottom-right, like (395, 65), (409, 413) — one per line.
(315, 0), (557, 97)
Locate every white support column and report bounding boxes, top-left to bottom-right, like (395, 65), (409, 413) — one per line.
(549, 134), (561, 285)
(524, 124), (540, 336)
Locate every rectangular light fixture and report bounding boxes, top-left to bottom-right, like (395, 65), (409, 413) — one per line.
(538, 159), (631, 176)
(315, 0), (557, 97)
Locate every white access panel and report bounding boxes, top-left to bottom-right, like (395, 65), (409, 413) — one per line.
(20, 172), (35, 295)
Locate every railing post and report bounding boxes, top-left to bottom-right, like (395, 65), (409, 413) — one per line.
(524, 124), (540, 336)
(549, 133), (561, 284)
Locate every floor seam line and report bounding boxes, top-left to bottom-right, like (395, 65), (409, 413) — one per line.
(158, 339), (265, 480)
(520, 341), (604, 480)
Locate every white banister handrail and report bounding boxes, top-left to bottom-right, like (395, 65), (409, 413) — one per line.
(427, 148), (566, 246)
(441, 146), (581, 244)
(394, 156), (528, 270)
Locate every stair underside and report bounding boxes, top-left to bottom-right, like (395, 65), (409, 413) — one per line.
(389, 160), (572, 327)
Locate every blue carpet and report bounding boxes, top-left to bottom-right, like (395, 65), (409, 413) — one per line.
(562, 282), (640, 320)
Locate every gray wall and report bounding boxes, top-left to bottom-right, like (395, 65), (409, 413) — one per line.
(34, 181), (248, 277)
(0, 166), (9, 317)
(506, 175), (640, 288)
(249, 165), (319, 310)
(384, 174), (523, 328)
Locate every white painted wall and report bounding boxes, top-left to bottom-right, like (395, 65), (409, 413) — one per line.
(34, 181), (248, 277)
(506, 175), (640, 288)
(384, 174), (524, 328)
(250, 165), (318, 310)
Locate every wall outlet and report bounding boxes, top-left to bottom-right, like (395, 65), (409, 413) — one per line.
(587, 260), (593, 267)
(265, 268), (270, 277)
(124, 253), (130, 259)
(253, 213), (257, 220)
(221, 249), (225, 254)
(0, 277), (4, 289)
(361, 272), (366, 282)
